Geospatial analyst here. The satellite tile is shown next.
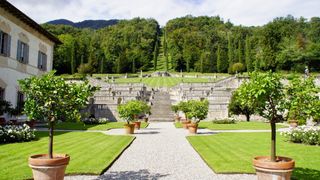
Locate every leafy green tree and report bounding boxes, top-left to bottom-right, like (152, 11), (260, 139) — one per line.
(117, 100), (150, 124)
(237, 72), (285, 162)
(284, 75), (320, 124)
(19, 71), (97, 158)
(228, 90), (254, 121)
(187, 99), (209, 123)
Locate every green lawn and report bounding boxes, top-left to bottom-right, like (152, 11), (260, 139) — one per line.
(175, 121), (287, 130)
(115, 77), (215, 87)
(52, 122), (149, 130)
(0, 131), (134, 179)
(187, 133), (320, 180)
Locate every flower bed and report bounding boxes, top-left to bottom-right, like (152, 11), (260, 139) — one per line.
(82, 117), (109, 125)
(0, 124), (35, 144)
(281, 126), (320, 145)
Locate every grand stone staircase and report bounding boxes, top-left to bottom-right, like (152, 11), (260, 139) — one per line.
(149, 91), (174, 122)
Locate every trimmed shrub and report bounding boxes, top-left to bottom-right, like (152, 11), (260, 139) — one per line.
(212, 118), (236, 124)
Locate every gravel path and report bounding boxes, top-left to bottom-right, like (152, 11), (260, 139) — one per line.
(92, 122), (255, 180)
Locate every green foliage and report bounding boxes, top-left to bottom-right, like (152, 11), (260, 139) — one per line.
(284, 75), (320, 123)
(228, 90), (254, 121)
(171, 104), (179, 113)
(45, 15), (320, 74)
(18, 71), (97, 123)
(177, 99), (209, 123)
(239, 72), (285, 121)
(212, 119), (236, 124)
(231, 63), (245, 74)
(117, 100), (150, 123)
(0, 100), (12, 115)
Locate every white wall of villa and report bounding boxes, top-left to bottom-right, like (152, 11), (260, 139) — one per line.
(0, 4), (56, 117)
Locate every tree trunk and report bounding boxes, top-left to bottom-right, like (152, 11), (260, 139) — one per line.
(270, 121), (276, 162)
(48, 121), (54, 159)
(245, 113), (250, 122)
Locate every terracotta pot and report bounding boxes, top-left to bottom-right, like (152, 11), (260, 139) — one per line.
(181, 120), (191, 129)
(188, 123), (198, 134)
(124, 124), (135, 134)
(253, 156), (295, 180)
(288, 120), (298, 128)
(28, 154), (70, 180)
(134, 121), (141, 129)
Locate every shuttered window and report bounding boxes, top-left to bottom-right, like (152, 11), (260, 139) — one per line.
(0, 31), (11, 57)
(0, 88), (4, 101)
(16, 40), (29, 64)
(16, 91), (24, 114)
(37, 51), (47, 71)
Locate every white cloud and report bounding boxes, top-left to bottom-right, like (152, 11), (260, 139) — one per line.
(7, 0), (320, 26)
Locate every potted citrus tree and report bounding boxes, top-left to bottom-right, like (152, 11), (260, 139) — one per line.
(187, 99), (209, 134)
(117, 100), (149, 133)
(19, 72), (96, 180)
(238, 71), (294, 180)
(171, 104), (180, 122)
(177, 101), (192, 129)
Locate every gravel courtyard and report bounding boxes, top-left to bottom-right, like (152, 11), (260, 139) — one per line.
(67, 122), (256, 180)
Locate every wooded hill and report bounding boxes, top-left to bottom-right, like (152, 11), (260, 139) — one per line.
(43, 15), (320, 75)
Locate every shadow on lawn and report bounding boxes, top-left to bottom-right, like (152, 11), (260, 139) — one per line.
(34, 131), (70, 140)
(292, 167), (320, 180)
(98, 169), (169, 180)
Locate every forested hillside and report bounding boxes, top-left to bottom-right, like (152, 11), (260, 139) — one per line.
(43, 15), (320, 74)
(165, 15), (320, 73)
(42, 18), (160, 74)
(46, 19), (119, 29)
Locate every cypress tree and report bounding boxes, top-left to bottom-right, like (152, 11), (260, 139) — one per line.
(153, 40), (159, 71)
(70, 42), (75, 74)
(245, 35), (253, 72)
(216, 44), (222, 73)
(164, 30), (168, 71)
(227, 33), (233, 69)
(238, 40), (244, 65)
(100, 58), (104, 73)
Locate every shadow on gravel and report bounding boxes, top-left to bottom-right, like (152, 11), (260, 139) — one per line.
(98, 169), (169, 179)
(134, 131), (160, 135)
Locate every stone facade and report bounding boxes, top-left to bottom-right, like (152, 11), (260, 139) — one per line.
(0, 1), (58, 120)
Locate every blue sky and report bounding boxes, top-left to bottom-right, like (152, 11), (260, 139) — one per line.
(7, 0), (320, 26)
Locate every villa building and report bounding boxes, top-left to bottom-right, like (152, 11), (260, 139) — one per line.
(0, 1), (60, 118)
